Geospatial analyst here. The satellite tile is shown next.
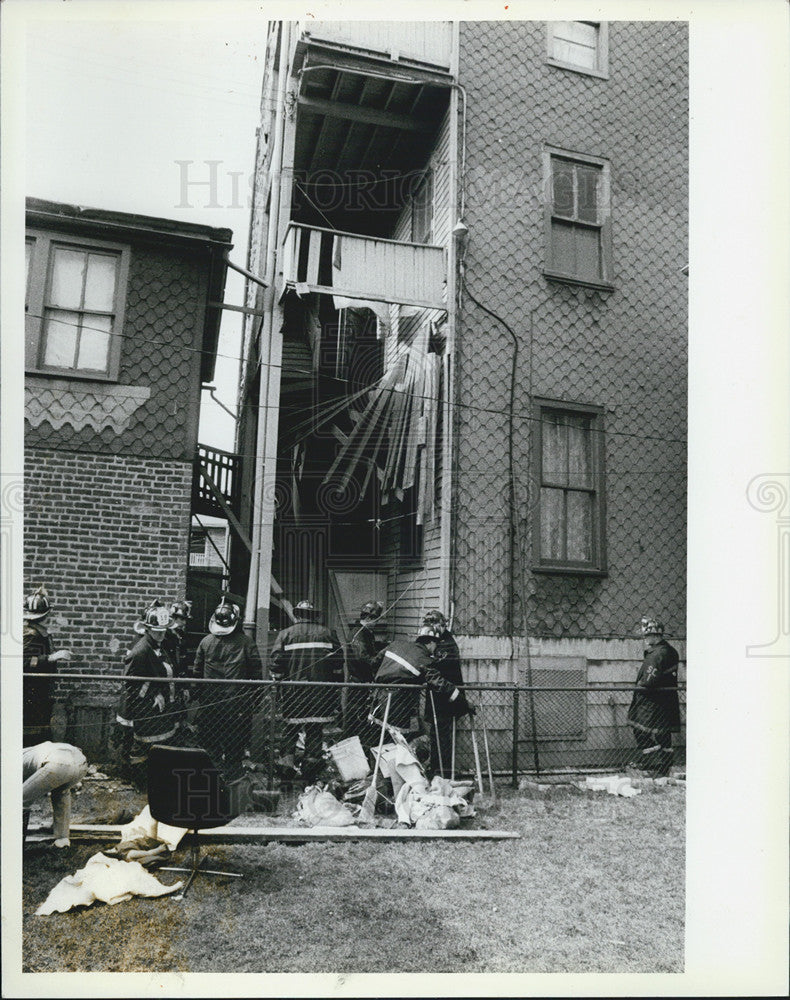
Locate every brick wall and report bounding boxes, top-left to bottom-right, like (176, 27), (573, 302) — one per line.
(453, 21), (688, 639)
(25, 447), (192, 700)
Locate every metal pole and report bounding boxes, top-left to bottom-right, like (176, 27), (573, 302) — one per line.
(267, 681), (279, 790)
(511, 685), (519, 788)
(244, 20), (291, 642)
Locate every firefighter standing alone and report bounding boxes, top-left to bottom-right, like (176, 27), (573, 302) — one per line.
(627, 615), (681, 776)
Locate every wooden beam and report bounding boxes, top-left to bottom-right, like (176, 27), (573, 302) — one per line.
(298, 94), (434, 134)
(208, 301), (268, 318)
(67, 824), (521, 843)
(199, 465), (252, 553)
(303, 45), (453, 89)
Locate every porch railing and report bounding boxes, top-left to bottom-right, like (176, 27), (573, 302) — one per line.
(193, 444), (242, 519)
(281, 223), (447, 311)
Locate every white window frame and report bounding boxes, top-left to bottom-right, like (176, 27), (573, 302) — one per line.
(25, 229), (129, 381)
(546, 21), (609, 79)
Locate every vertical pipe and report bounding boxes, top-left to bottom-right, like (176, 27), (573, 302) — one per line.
(245, 21), (292, 643)
(439, 22), (460, 615)
(511, 685), (519, 788)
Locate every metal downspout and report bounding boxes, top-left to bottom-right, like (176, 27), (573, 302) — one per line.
(439, 21), (460, 615)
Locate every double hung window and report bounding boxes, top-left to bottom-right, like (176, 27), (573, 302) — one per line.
(25, 231), (129, 379)
(546, 21), (609, 78)
(543, 148), (612, 290)
(533, 400), (606, 574)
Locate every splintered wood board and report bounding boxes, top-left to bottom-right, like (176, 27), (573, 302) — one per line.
(66, 824), (520, 844)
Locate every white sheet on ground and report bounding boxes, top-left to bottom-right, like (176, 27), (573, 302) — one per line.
(583, 775), (642, 797)
(36, 852), (183, 915)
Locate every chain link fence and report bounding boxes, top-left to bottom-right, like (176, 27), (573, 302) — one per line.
(26, 672), (686, 795)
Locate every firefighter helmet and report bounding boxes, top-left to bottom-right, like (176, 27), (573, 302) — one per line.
(640, 616), (665, 636)
(23, 585), (51, 622)
(134, 601), (173, 634)
(293, 599), (317, 619)
(360, 601), (384, 622)
(416, 624), (442, 644)
(209, 598), (241, 636)
(422, 609), (448, 630)
(170, 600), (192, 621)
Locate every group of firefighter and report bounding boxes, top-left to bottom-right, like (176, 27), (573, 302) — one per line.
(23, 585), (682, 793)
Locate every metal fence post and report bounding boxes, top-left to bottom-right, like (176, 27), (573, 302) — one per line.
(511, 685), (519, 788)
(267, 681), (278, 790)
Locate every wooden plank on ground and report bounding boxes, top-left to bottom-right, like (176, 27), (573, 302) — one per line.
(67, 824), (520, 843)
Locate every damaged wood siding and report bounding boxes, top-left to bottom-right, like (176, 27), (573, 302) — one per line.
(302, 21), (453, 70)
(383, 110), (451, 633)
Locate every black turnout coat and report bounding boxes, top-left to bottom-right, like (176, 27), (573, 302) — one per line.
(627, 639), (681, 735)
(269, 620), (344, 724)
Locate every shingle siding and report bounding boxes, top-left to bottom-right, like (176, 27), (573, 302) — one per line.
(453, 21), (688, 638)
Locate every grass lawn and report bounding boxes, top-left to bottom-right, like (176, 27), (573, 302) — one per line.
(22, 783), (684, 974)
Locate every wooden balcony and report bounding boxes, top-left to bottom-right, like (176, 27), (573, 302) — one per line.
(280, 223), (446, 311)
(296, 20), (452, 72)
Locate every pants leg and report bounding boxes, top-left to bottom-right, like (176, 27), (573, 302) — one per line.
(112, 721), (135, 768)
(23, 746), (87, 841)
(50, 784), (73, 841)
(197, 696), (226, 766)
(632, 727), (673, 774)
(654, 731), (673, 775)
(223, 700), (252, 775)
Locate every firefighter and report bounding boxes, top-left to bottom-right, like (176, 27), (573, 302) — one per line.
(164, 600), (193, 675)
(22, 586), (70, 747)
(269, 599), (344, 779)
(627, 616), (681, 777)
(164, 600), (194, 730)
(193, 597), (262, 780)
(345, 600), (385, 748)
(115, 602), (178, 787)
(422, 610), (465, 778)
(370, 624), (473, 739)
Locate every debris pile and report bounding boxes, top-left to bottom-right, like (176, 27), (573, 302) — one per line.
(293, 735), (476, 830)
